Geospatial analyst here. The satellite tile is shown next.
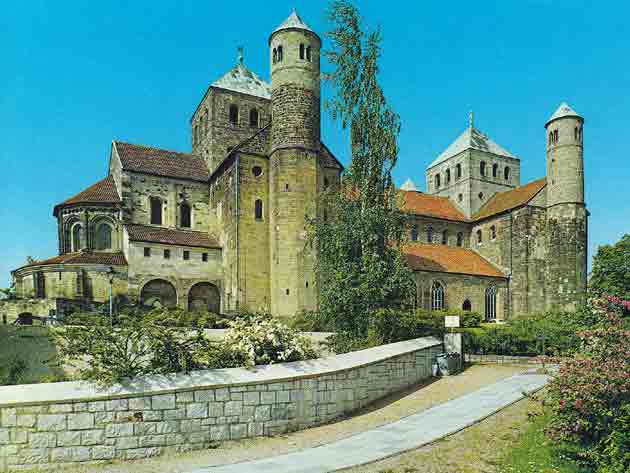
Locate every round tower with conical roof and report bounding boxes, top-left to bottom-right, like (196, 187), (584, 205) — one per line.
(268, 10), (322, 316)
(544, 102), (588, 311)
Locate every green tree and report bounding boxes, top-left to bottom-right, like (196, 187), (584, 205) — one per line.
(312, 1), (415, 337)
(590, 234), (630, 300)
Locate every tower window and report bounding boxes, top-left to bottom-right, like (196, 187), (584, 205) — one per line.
(480, 161), (486, 176)
(286, 288), (290, 296)
(456, 163), (462, 179)
(229, 105), (239, 125)
(411, 225), (418, 241)
(446, 169), (451, 183)
(458, 193), (463, 202)
(490, 225), (497, 240)
(202, 253), (208, 262)
(323, 177), (329, 189)
(273, 48), (277, 64)
(254, 199), (263, 220)
(549, 132), (553, 146)
(285, 183), (290, 191)
(504, 166), (510, 180)
(306, 46), (312, 62)
(299, 43), (305, 60)
(204, 108), (208, 131)
(554, 129), (559, 143)
(144, 247), (151, 257)
(574, 127), (578, 141)
(180, 202), (191, 228)
(435, 174), (441, 189)
(252, 166), (263, 177)
(150, 197), (162, 225)
(183, 250), (190, 261)
(477, 229), (482, 243)
(442, 230), (448, 245)
(277, 45), (283, 62)
(427, 226), (434, 243)
(478, 192), (484, 200)
(456, 232), (464, 247)
(249, 108), (259, 128)
(164, 249), (170, 259)
(492, 163), (498, 178)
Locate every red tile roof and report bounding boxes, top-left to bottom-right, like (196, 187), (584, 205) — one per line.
(401, 191), (468, 222)
(125, 224), (220, 249)
(19, 252), (127, 269)
(114, 141), (209, 182)
(473, 178), (546, 221)
(54, 176), (121, 215)
(403, 243), (506, 278)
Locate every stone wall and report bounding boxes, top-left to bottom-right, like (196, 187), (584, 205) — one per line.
(0, 337), (443, 472)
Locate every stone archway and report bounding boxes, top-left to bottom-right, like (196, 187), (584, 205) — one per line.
(188, 282), (220, 314)
(140, 279), (177, 309)
(462, 299), (472, 311)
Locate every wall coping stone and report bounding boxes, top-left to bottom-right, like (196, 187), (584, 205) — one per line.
(0, 337), (442, 408)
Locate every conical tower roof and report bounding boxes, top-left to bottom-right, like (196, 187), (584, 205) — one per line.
(546, 102), (582, 126)
(270, 9), (320, 43)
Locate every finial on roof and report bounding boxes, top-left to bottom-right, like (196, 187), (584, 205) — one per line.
(469, 110), (474, 129)
(237, 46), (244, 64)
(400, 178), (418, 192)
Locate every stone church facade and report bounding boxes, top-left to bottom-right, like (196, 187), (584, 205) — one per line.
(2, 11), (587, 323)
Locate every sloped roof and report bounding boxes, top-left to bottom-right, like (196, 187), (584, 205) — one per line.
(271, 9), (316, 37)
(19, 252), (127, 270)
(54, 175), (121, 215)
(401, 191), (468, 222)
(114, 141), (209, 182)
(546, 102), (582, 126)
(212, 63), (271, 99)
(429, 127), (517, 168)
(473, 178), (546, 221)
(320, 143), (344, 169)
(400, 179), (417, 191)
(403, 243), (506, 278)
(125, 224), (220, 249)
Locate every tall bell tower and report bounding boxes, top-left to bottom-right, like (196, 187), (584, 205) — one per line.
(268, 10), (322, 316)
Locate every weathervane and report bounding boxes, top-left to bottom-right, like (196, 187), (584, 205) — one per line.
(469, 110), (474, 129)
(237, 46), (244, 64)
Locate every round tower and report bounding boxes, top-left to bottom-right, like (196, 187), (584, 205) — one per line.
(268, 10), (322, 317)
(545, 102), (584, 208)
(544, 103), (587, 311)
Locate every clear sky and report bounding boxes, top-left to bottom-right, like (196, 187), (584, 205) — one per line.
(2, 0), (629, 286)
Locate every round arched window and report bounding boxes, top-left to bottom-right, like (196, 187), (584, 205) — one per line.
(252, 166), (263, 177)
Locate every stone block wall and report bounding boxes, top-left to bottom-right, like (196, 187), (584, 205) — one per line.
(0, 337), (442, 472)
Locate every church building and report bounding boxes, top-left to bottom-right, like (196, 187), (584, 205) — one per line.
(3, 10), (587, 323)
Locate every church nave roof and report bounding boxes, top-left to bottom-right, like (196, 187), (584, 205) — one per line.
(403, 243), (506, 278)
(473, 177), (546, 221)
(401, 191), (468, 222)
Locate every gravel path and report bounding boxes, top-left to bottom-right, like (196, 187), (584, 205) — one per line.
(58, 364), (531, 473)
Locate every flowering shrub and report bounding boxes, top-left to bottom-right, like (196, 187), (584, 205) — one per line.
(547, 296), (630, 472)
(222, 313), (317, 367)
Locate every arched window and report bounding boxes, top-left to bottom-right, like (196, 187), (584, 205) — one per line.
(323, 177), (330, 190)
(578, 127), (583, 142)
(549, 132), (553, 146)
(462, 299), (472, 311)
(478, 192), (484, 200)
(458, 193), (463, 203)
(277, 45), (283, 62)
(299, 43), (305, 60)
(504, 166), (510, 180)
(431, 281), (444, 311)
(492, 163), (498, 178)
(94, 223), (112, 250)
(490, 225), (497, 240)
(480, 161), (486, 176)
(71, 224), (83, 252)
(446, 169), (451, 183)
(456, 232), (464, 247)
(249, 108), (259, 128)
(427, 226), (434, 243)
(456, 163), (462, 179)
(442, 230), (448, 245)
(150, 197), (162, 225)
(485, 286), (497, 321)
(180, 203), (191, 228)
(411, 225), (418, 241)
(273, 48), (277, 64)
(477, 229), (482, 244)
(229, 104), (239, 125)
(554, 129), (559, 143)
(435, 174), (441, 189)
(306, 46), (312, 62)
(254, 199), (263, 220)
(204, 108), (208, 131)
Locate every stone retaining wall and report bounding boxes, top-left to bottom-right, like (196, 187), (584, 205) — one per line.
(0, 337), (442, 471)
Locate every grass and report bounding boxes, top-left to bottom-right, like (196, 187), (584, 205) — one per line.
(0, 325), (67, 385)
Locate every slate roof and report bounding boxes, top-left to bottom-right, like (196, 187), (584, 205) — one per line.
(401, 191), (467, 222)
(19, 252), (127, 269)
(429, 127), (517, 169)
(473, 178), (546, 221)
(54, 176), (121, 215)
(271, 10), (316, 37)
(546, 102), (582, 126)
(403, 243), (506, 278)
(114, 141), (209, 182)
(212, 63), (271, 100)
(125, 224), (220, 249)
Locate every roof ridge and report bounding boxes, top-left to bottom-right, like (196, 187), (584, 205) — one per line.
(114, 140), (201, 158)
(473, 177), (547, 221)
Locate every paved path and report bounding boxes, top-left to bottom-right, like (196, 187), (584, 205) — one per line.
(192, 370), (549, 473)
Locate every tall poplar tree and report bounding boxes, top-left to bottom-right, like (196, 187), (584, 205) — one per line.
(312, 1), (415, 337)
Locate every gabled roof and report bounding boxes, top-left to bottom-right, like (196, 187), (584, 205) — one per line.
(429, 127), (517, 169)
(401, 191), (468, 222)
(403, 243), (506, 278)
(18, 252), (127, 270)
(546, 102), (582, 126)
(53, 175), (121, 216)
(125, 224), (220, 249)
(212, 63), (271, 100)
(320, 143), (344, 170)
(271, 9), (317, 39)
(114, 141), (209, 182)
(473, 178), (546, 221)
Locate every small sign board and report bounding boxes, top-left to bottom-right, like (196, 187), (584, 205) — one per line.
(445, 315), (460, 328)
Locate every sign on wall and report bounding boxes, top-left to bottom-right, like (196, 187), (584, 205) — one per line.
(444, 315), (460, 328)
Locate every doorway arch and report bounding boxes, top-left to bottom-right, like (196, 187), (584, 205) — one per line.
(188, 282), (220, 314)
(462, 299), (472, 311)
(140, 279), (177, 309)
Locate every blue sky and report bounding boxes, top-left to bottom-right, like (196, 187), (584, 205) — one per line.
(1, 0), (629, 285)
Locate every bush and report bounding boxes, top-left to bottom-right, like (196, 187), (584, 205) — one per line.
(546, 296), (630, 472)
(289, 310), (335, 333)
(0, 355), (27, 385)
(222, 312), (317, 367)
